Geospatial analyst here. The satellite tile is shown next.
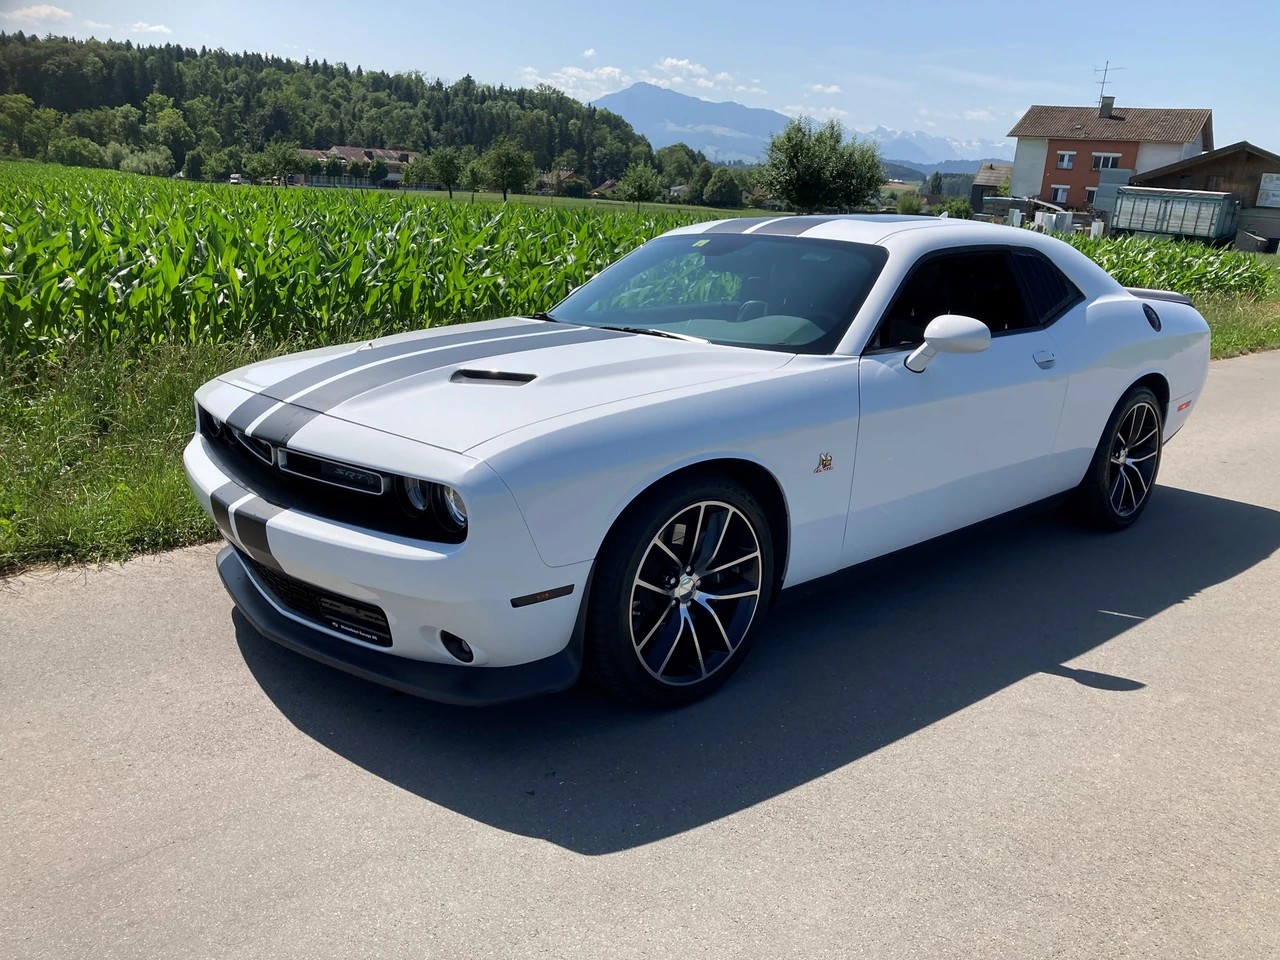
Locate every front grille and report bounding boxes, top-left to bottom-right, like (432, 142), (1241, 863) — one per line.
(197, 405), (464, 544)
(243, 553), (393, 647)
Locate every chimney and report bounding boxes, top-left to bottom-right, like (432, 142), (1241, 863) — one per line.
(1099, 96), (1116, 119)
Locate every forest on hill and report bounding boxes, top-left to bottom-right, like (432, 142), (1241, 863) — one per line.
(0, 32), (655, 184)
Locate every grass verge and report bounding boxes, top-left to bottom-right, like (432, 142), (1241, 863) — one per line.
(3, 282), (1279, 575)
(0, 341), (279, 574)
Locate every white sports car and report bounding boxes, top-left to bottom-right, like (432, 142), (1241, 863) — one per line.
(184, 215), (1210, 706)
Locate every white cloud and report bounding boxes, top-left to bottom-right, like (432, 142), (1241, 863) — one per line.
(656, 57), (708, 77)
(735, 84), (767, 95)
(963, 108), (997, 123)
(781, 105), (850, 120)
(810, 83), (842, 94)
(518, 64), (630, 100)
(82, 18), (111, 29)
(582, 48), (596, 58)
(1, 5), (72, 23)
(714, 71), (733, 83)
(131, 21), (172, 34)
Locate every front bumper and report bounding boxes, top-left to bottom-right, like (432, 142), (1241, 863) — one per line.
(219, 547), (581, 705)
(184, 418), (593, 701)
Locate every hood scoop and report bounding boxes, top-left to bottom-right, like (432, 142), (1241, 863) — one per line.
(450, 368), (537, 385)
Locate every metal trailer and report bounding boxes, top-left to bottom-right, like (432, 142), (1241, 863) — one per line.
(1112, 186), (1241, 241)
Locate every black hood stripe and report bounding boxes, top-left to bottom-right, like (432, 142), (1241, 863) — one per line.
(750, 215), (841, 236)
(224, 319), (536, 433)
(248, 325), (625, 447)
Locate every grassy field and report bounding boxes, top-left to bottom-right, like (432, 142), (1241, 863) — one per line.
(1, 163), (1278, 572)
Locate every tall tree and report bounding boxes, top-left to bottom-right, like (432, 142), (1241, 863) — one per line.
(428, 145), (461, 198)
(703, 167), (743, 209)
(482, 136), (534, 201)
(925, 170), (943, 194)
(761, 118), (884, 213)
(617, 161), (661, 210)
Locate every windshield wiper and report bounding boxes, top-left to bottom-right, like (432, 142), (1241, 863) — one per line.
(597, 324), (708, 343)
(523, 311), (562, 322)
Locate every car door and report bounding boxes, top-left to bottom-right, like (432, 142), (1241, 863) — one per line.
(842, 247), (1070, 567)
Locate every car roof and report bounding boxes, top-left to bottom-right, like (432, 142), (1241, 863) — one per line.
(666, 214), (1017, 246)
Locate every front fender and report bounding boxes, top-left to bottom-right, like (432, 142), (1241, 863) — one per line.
(476, 364), (861, 585)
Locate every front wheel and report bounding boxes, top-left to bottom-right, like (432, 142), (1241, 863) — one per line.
(585, 477), (775, 706)
(1074, 386), (1163, 530)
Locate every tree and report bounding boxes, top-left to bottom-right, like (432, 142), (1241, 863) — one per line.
(704, 167), (743, 209)
(120, 146), (175, 177)
(925, 171), (943, 195)
(938, 197), (974, 219)
(261, 140), (302, 180)
(182, 145), (206, 180)
(617, 161), (661, 210)
(428, 146), (462, 198)
(462, 158), (485, 200)
(368, 158), (389, 185)
(402, 154), (434, 188)
(654, 143), (698, 187)
(897, 190), (923, 215)
(324, 155), (344, 179)
(761, 118), (885, 213)
(347, 159), (367, 183)
(47, 136), (103, 168)
(482, 136), (534, 201)
(686, 161), (713, 205)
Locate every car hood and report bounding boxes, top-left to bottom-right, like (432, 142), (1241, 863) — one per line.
(218, 318), (793, 453)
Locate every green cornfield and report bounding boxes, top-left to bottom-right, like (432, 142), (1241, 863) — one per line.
(1062, 233), (1272, 298)
(1, 162), (1274, 361)
(0, 162), (713, 359)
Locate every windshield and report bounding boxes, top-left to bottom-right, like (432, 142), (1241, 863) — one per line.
(549, 233), (888, 354)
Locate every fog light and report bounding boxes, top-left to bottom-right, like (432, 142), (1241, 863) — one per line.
(441, 631), (474, 663)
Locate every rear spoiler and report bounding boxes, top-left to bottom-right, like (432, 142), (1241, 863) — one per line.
(1126, 287), (1193, 306)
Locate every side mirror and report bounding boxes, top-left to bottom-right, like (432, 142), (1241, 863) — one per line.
(904, 314), (991, 373)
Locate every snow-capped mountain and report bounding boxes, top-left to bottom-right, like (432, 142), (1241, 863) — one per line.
(590, 83), (1013, 166)
(856, 126), (1012, 166)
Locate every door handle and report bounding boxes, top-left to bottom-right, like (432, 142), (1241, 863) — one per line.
(1033, 350), (1057, 369)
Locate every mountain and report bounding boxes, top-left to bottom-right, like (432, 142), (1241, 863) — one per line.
(592, 84), (1014, 166)
(883, 157), (1012, 176)
(591, 82), (788, 163)
(856, 126), (1012, 166)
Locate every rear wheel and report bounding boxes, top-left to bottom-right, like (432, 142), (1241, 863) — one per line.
(1074, 386), (1163, 530)
(585, 477), (775, 706)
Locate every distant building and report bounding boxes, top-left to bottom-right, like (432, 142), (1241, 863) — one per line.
(969, 162), (1013, 210)
(1008, 100), (1212, 208)
(1127, 139), (1280, 244)
(298, 145), (421, 186)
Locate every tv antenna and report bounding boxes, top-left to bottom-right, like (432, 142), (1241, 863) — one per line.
(1094, 61), (1124, 104)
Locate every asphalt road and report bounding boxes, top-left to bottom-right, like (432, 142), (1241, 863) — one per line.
(3, 353), (1278, 960)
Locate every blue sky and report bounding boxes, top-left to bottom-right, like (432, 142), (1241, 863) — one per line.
(5, 0), (1278, 148)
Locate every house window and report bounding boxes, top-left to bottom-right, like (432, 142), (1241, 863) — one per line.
(1050, 185), (1070, 204)
(1092, 153), (1122, 170)
(1085, 187), (1098, 206)
(1056, 151), (1075, 170)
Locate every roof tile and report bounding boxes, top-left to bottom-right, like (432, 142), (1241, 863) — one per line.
(1008, 106), (1212, 145)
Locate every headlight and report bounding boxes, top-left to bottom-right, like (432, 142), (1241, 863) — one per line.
(400, 478), (467, 533)
(438, 485), (468, 530)
(403, 476), (431, 512)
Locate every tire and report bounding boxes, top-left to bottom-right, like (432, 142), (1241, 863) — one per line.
(1073, 386), (1164, 530)
(585, 476), (776, 706)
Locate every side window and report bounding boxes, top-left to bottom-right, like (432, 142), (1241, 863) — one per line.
(1012, 251), (1084, 325)
(873, 250), (1034, 349)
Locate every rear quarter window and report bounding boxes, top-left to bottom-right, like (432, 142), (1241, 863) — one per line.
(1013, 251), (1085, 326)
